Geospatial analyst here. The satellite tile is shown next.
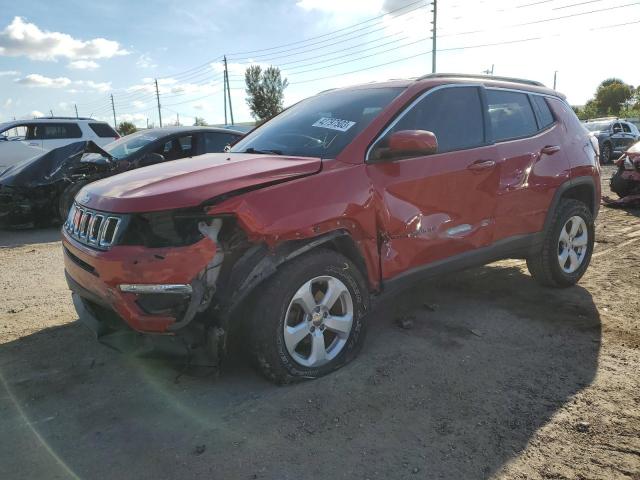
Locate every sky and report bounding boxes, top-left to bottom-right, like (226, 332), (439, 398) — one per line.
(0, 0), (639, 128)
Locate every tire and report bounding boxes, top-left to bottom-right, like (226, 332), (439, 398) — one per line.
(58, 179), (90, 222)
(526, 199), (595, 288)
(600, 142), (612, 165)
(610, 168), (639, 198)
(247, 249), (369, 384)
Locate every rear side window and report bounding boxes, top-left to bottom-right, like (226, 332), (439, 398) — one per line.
(33, 123), (83, 140)
(622, 123), (631, 133)
(203, 132), (242, 153)
(531, 95), (554, 129)
(89, 123), (118, 138)
(487, 90), (537, 142)
(390, 86), (485, 153)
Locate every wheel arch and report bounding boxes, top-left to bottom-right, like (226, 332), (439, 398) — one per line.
(543, 176), (598, 235)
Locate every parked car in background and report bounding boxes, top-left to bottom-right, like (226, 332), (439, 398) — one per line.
(582, 117), (640, 164)
(0, 117), (119, 174)
(606, 140), (640, 206)
(62, 74), (600, 383)
(0, 126), (243, 228)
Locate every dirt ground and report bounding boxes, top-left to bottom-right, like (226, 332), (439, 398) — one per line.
(0, 165), (638, 480)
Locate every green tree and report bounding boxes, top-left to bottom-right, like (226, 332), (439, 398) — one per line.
(593, 78), (633, 116)
(117, 121), (137, 136)
(245, 65), (288, 121)
(193, 117), (207, 126)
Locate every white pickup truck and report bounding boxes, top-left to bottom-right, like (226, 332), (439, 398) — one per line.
(0, 117), (119, 173)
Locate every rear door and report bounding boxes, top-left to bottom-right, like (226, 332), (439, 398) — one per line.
(39, 122), (83, 150)
(610, 122), (625, 152)
(366, 85), (500, 280)
(488, 90), (571, 239)
(621, 123), (636, 151)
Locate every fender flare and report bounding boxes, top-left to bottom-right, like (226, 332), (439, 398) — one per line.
(542, 176), (598, 235)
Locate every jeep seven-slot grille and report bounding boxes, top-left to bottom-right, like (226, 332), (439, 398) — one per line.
(64, 203), (122, 249)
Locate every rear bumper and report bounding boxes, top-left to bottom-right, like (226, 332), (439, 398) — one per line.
(62, 228), (217, 333)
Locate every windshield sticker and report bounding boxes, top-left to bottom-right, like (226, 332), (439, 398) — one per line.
(312, 117), (356, 132)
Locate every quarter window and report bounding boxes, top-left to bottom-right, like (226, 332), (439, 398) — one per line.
(379, 86), (485, 155)
(531, 95), (554, 129)
(89, 123), (119, 138)
(487, 90), (538, 142)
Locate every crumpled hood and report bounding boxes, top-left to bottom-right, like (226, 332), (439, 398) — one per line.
(0, 141), (112, 188)
(77, 153), (322, 213)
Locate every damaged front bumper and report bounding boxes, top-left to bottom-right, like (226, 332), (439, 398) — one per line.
(62, 227), (225, 364)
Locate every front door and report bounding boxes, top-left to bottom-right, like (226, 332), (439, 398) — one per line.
(366, 85), (500, 281)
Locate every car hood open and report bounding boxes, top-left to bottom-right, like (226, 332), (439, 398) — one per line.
(0, 141), (112, 188)
(77, 153), (322, 213)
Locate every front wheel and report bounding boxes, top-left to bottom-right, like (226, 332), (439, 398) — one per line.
(600, 143), (612, 164)
(58, 179), (90, 222)
(247, 249), (369, 384)
(527, 199), (595, 288)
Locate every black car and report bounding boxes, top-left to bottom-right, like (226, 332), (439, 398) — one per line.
(583, 118), (640, 164)
(0, 126), (243, 228)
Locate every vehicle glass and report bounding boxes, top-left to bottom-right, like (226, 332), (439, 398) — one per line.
(0, 125), (27, 140)
(178, 135), (193, 151)
(204, 132), (241, 153)
(230, 87), (405, 158)
(531, 95), (554, 129)
(34, 123), (83, 139)
(583, 122), (610, 132)
(487, 90), (538, 141)
(104, 131), (163, 159)
(612, 123), (622, 133)
(89, 123), (119, 138)
(622, 123), (631, 133)
(374, 86), (485, 155)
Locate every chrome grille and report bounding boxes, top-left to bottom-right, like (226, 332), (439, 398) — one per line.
(64, 203), (122, 249)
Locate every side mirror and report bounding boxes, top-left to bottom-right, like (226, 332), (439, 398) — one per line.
(138, 152), (165, 167)
(386, 130), (438, 159)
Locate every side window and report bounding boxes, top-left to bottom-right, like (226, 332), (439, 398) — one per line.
(178, 135), (193, 153)
(157, 135), (194, 161)
(0, 125), (28, 140)
(487, 90), (538, 142)
(203, 132), (241, 153)
(381, 86), (485, 154)
(622, 123), (631, 133)
(89, 123), (118, 138)
(40, 123), (83, 139)
(612, 123), (623, 134)
(531, 95), (554, 129)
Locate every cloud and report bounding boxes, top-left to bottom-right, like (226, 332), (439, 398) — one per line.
(3, 98), (12, 108)
(30, 110), (45, 118)
(136, 54), (157, 69)
(0, 70), (19, 76)
(296, 0), (380, 13)
(15, 74), (111, 92)
(131, 100), (147, 109)
(68, 60), (99, 70)
(0, 16), (129, 61)
(15, 73), (71, 88)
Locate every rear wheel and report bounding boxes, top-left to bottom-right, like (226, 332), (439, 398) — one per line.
(58, 180), (90, 222)
(600, 142), (612, 164)
(527, 199), (594, 288)
(247, 249), (369, 384)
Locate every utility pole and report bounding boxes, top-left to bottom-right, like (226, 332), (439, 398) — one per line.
(224, 55), (234, 125)
(50, 109), (54, 117)
(74, 103), (79, 118)
(482, 64), (495, 75)
(110, 94), (117, 129)
(431, 0), (437, 73)
(223, 58), (228, 125)
(553, 71), (558, 90)
(155, 79), (163, 128)
(176, 112), (179, 126)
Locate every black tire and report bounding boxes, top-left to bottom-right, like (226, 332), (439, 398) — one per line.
(600, 142), (612, 165)
(526, 199), (595, 288)
(247, 249), (369, 384)
(58, 180), (90, 222)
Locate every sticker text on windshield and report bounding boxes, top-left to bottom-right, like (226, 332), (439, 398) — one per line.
(312, 117), (356, 132)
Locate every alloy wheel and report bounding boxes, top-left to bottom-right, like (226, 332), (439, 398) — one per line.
(557, 215), (588, 274)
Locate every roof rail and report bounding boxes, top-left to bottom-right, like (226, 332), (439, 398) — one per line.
(416, 73), (545, 87)
(36, 116), (96, 121)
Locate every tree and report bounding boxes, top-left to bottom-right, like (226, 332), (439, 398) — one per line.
(193, 117), (207, 126)
(117, 121), (137, 136)
(593, 78), (634, 116)
(245, 65), (288, 121)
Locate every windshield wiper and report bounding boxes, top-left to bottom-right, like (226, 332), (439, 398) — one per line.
(243, 147), (283, 155)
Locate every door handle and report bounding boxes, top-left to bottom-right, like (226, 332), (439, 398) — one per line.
(467, 159), (496, 171)
(29, 142), (39, 146)
(541, 145), (561, 155)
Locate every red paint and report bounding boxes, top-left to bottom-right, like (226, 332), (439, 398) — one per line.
(63, 75), (600, 333)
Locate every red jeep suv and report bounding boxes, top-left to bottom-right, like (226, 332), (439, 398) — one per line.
(62, 74), (600, 383)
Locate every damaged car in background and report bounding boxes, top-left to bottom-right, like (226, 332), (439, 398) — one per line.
(62, 74), (600, 384)
(604, 140), (640, 208)
(0, 126), (243, 228)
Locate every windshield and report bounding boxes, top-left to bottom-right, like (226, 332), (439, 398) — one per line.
(103, 131), (163, 159)
(230, 87), (405, 158)
(584, 122), (610, 132)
